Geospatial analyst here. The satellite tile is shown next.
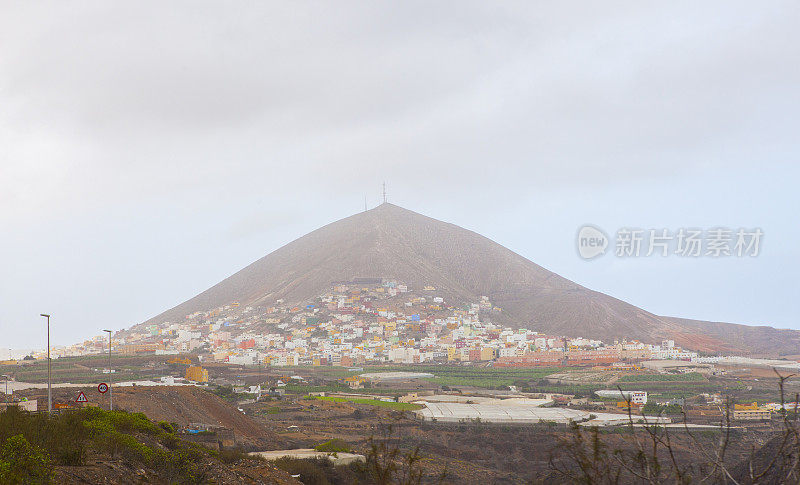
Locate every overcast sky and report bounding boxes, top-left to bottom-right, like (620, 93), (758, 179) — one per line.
(1, 1), (798, 350)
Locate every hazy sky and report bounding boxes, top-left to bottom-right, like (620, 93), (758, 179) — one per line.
(2, 1), (798, 350)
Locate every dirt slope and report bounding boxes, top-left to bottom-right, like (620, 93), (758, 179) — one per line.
(112, 386), (289, 449)
(33, 385), (289, 450)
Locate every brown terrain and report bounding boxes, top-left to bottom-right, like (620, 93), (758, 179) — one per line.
(232, 392), (777, 484)
(144, 203), (799, 355)
(12, 386), (304, 484)
(12, 367), (797, 483)
(21, 385), (294, 450)
(55, 456), (301, 485)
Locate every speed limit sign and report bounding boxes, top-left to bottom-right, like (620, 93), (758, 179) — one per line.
(98, 382), (109, 394)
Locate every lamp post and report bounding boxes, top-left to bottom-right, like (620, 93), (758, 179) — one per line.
(2, 374), (9, 403)
(103, 329), (112, 411)
(40, 314), (51, 414)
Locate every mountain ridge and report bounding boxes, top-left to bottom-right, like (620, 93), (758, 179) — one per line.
(144, 203), (799, 355)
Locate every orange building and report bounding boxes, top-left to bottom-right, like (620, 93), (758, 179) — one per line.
(185, 366), (209, 383)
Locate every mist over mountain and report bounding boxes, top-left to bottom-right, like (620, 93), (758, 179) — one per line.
(145, 203), (799, 355)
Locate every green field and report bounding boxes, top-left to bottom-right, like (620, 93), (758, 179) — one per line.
(616, 381), (718, 391)
(276, 364), (576, 390)
(266, 366), (358, 379)
(282, 364), (723, 393)
(618, 372), (706, 382)
(1, 354), (172, 384)
(306, 395), (422, 411)
(363, 365), (574, 389)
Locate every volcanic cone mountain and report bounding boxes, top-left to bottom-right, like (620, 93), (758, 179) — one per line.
(146, 203), (799, 355)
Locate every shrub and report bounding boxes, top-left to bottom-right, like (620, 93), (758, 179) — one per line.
(641, 403), (684, 415)
(0, 406), (88, 467)
(82, 408), (159, 436)
(46, 410), (89, 465)
(218, 447), (249, 464)
(273, 457), (333, 485)
(157, 421), (176, 434)
(0, 406), (224, 485)
(0, 434), (53, 485)
(314, 438), (351, 453)
(159, 433), (180, 450)
(155, 447), (209, 484)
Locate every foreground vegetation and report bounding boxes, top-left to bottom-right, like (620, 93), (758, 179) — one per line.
(553, 375), (800, 484)
(0, 406), (249, 484)
(274, 424), (447, 485)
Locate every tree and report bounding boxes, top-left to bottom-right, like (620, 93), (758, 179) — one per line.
(365, 422), (447, 485)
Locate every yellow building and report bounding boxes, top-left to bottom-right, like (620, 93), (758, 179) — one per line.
(733, 409), (771, 421)
(119, 343), (165, 355)
(480, 347), (497, 361)
(343, 376), (367, 389)
(619, 349), (652, 360)
(185, 366), (208, 383)
(168, 357), (192, 365)
(399, 392), (420, 403)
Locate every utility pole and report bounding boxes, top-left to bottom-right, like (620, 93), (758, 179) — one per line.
(40, 314), (51, 414)
(103, 329), (113, 411)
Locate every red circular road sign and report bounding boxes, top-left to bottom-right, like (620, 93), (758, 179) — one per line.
(98, 383), (109, 394)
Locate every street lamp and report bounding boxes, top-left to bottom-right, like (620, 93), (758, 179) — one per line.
(103, 329), (112, 411)
(40, 314), (51, 414)
(2, 375), (9, 404)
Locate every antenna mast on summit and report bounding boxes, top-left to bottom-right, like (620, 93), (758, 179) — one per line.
(382, 182), (387, 204)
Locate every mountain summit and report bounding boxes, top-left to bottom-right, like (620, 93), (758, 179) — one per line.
(146, 203), (799, 355)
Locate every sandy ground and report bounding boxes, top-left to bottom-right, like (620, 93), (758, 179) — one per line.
(3, 379), (197, 393)
(251, 449), (365, 465)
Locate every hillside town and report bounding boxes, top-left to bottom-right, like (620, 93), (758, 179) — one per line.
(37, 279), (707, 368)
